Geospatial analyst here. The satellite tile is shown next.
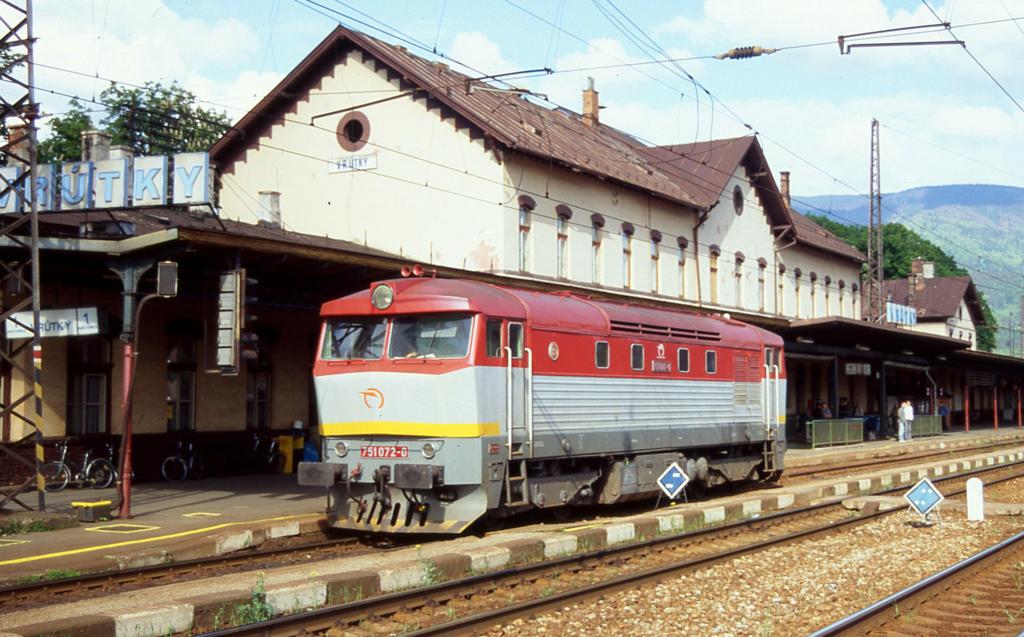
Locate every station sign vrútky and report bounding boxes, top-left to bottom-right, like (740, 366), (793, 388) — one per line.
(0, 152), (211, 213)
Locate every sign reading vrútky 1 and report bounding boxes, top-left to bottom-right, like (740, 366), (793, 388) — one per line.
(5, 307), (101, 339)
(0, 152), (211, 214)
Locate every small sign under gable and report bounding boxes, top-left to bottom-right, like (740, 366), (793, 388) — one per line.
(904, 477), (944, 516)
(657, 462), (690, 499)
(328, 153), (378, 173)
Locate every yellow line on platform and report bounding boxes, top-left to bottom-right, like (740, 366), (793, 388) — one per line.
(0, 514), (313, 567)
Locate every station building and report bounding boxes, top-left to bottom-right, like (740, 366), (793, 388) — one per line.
(2, 25), (1023, 486)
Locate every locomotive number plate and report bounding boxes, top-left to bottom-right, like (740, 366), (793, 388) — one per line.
(360, 445), (409, 459)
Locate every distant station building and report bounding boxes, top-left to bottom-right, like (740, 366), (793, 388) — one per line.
(883, 259), (985, 350)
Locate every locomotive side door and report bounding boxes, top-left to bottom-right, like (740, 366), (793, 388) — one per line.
(505, 322), (530, 456)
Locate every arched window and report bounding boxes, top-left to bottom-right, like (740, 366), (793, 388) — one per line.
(556, 205), (572, 279)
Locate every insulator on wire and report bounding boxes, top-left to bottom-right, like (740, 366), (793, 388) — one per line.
(715, 46), (777, 60)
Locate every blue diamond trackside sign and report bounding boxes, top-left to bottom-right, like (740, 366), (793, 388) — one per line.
(657, 462), (690, 499)
(904, 477), (944, 516)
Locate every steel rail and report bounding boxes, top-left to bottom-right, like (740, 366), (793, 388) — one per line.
(809, 527), (1024, 636)
(0, 533), (380, 606)
(785, 439), (1024, 479)
(198, 459), (1024, 636)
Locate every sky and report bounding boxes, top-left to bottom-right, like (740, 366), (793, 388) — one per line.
(28, 0), (1024, 200)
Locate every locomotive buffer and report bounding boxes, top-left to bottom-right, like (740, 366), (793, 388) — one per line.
(657, 462), (690, 500)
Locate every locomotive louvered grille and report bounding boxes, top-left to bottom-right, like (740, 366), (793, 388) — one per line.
(733, 353), (760, 406)
(609, 320), (721, 342)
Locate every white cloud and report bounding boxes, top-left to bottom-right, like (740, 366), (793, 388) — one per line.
(448, 32), (519, 76)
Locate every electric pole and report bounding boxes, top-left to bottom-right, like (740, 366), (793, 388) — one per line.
(866, 118), (884, 324)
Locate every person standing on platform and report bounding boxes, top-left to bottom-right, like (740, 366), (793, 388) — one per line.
(897, 400), (910, 442)
(905, 400), (915, 440)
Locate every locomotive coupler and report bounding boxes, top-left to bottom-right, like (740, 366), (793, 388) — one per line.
(372, 465), (392, 507)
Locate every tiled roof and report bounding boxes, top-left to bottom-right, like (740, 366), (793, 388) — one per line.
(212, 26), (702, 210)
(789, 209), (865, 263)
(884, 275), (985, 324)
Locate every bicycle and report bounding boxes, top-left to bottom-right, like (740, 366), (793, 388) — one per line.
(249, 431), (286, 473)
(161, 441), (204, 482)
(41, 440), (117, 492)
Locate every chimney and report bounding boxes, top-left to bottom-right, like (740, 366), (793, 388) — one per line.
(582, 77), (599, 127)
(109, 144), (134, 161)
(908, 258), (926, 304)
(258, 190), (282, 228)
(80, 129), (111, 162)
(780, 171), (791, 208)
(7, 124), (30, 167)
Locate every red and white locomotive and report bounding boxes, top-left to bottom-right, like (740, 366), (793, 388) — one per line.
(299, 276), (786, 534)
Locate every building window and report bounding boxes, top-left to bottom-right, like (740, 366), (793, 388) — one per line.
(67, 337), (111, 435)
(246, 330), (273, 431)
(757, 258), (767, 312)
(630, 343), (644, 371)
(518, 205), (531, 272)
(809, 273), (818, 318)
(838, 280), (846, 318)
(706, 349), (718, 374)
(621, 222), (634, 289)
(794, 268), (802, 318)
(777, 264), (786, 315)
(167, 334), (197, 432)
(556, 206), (571, 279)
(595, 341), (609, 369)
(677, 347), (690, 373)
(677, 237), (689, 299)
(650, 230), (662, 293)
(591, 213), (605, 284)
(709, 244), (721, 305)
(734, 252), (745, 309)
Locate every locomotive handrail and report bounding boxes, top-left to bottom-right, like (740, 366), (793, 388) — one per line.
(762, 364), (770, 428)
(771, 364), (781, 427)
(525, 346), (534, 456)
(505, 346), (513, 457)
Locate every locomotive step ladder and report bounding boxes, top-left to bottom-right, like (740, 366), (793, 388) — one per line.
(505, 346), (533, 507)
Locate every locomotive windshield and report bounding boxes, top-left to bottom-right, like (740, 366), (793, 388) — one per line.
(389, 314), (472, 359)
(322, 317), (386, 360)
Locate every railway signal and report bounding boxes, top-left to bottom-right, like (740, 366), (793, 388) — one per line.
(657, 462), (690, 500)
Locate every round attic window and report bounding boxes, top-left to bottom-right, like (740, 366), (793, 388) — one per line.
(732, 185), (744, 215)
(337, 111), (370, 152)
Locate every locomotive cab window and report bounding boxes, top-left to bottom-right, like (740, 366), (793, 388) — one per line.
(508, 322), (524, 359)
(389, 314), (472, 359)
(595, 341), (609, 369)
(631, 344), (644, 371)
(485, 318), (503, 357)
(706, 349), (718, 374)
(322, 317), (386, 360)
(677, 348), (690, 373)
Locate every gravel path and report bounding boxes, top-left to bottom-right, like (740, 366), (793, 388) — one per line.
(487, 512), (1024, 636)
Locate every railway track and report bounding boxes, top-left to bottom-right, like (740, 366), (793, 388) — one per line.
(197, 460), (1024, 636)
(0, 531), (405, 609)
(783, 438), (1024, 482)
(812, 527), (1024, 636)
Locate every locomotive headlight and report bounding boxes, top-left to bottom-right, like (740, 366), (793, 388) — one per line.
(334, 441), (350, 458)
(421, 442), (437, 459)
(371, 284), (394, 310)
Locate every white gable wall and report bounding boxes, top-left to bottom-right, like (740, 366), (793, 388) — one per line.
(218, 49), (505, 270)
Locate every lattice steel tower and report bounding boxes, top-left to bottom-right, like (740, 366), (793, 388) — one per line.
(0, 0), (45, 511)
(866, 118), (884, 324)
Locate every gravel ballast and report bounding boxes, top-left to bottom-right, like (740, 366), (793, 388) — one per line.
(487, 512), (1024, 636)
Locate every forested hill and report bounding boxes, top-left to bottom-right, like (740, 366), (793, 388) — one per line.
(793, 184), (1024, 354)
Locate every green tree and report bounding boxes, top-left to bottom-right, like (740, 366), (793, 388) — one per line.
(807, 214), (997, 351)
(99, 81), (230, 156)
(38, 99), (93, 164)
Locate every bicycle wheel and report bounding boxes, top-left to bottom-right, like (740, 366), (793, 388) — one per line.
(161, 456), (188, 482)
(41, 462), (70, 492)
(86, 459), (115, 489)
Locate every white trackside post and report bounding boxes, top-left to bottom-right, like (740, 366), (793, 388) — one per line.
(966, 477), (984, 522)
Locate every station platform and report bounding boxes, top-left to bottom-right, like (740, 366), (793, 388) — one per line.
(3, 427), (1024, 585)
(0, 475), (325, 583)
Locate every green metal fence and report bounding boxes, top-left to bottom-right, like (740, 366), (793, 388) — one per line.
(910, 415), (942, 438)
(806, 418), (864, 448)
